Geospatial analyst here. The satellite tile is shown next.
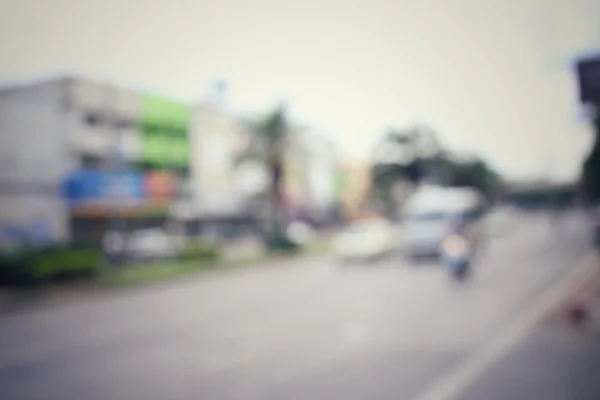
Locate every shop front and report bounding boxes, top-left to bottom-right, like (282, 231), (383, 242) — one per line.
(62, 169), (178, 252)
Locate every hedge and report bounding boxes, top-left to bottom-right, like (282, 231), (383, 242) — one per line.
(0, 244), (102, 287)
(176, 242), (219, 262)
(263, 234), (300, 253)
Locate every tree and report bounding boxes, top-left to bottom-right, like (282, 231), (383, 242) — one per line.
(236, 105), (290, 235)
(371, 125), (503, 215)
(372, 125), (442, 169)
(446, 157), (504, 201)
(371, 125), (443, 215)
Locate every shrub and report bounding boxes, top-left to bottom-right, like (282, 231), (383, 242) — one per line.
(0, 250), (32, 286)
(0, 244), (102, 287)
(263, 234), (300, 253)
(177, 242), (219, 262)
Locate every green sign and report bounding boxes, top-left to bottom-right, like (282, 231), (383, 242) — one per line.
(139, 94), (190, 166)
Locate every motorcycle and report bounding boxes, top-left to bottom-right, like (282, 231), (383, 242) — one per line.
(439, 233), (472, 280)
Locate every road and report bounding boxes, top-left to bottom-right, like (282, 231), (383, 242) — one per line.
(0, 213), (593, 400)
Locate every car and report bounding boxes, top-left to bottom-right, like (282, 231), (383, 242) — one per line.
(103, 228), (179, 262)
(332, 218), (397, 264)
(127, 228), (180, 260)
(286, 220), (316, 246)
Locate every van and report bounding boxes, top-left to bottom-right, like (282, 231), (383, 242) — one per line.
(401, 185), (486, 259)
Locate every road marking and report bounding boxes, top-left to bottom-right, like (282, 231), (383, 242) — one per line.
(412, 250), (599, 400)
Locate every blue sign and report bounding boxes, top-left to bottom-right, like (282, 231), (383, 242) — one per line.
(62, 170), (145, 205)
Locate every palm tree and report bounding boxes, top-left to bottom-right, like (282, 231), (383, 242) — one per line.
(236, 105), (290, 235)
(373, 125), (441, 164)
(371, 125), (444, 216)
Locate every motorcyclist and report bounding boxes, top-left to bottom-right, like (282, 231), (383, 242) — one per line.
(450, 211), (481, 257)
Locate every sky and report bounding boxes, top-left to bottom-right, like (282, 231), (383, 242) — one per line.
(0, 0), (599, 181)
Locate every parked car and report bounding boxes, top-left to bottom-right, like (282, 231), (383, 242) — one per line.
(103, 228), (179, 262)
(127, 228), (179, 260)
(286, 220), (316, 246)
(332, 218), (397, 264)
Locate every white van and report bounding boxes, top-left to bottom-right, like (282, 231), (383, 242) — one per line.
(401, 185), (486, 259)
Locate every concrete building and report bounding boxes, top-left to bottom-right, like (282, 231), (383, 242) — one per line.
(0, 75), (192, 247)
(289, 127), (341, 223)
(0, 78), (72, 245)
(0, 73), (342, 249)
(190, 105), (341, 226)
(189, 105), (250, 216)
(338, 157), (372, 218)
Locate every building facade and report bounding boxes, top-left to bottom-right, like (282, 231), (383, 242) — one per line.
(190, 106), (341, 227)
(190, 105), (250, 216)
(0, 75), (193, 248)
(0, 78), (72, 246)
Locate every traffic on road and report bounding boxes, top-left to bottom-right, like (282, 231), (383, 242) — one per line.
(0, 208), (594, 400)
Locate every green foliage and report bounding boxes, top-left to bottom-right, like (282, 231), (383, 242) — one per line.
(236, 105), (291, 234)
(446, 158), (503, 200)
(177, 242), (219, 261)
(263, 234), (300, 253)
(371, 125), (502, 213)
(0, 244), (102, 287)
(239, 106), (289, 165)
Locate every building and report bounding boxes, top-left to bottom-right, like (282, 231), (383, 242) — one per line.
(189, 105), (251, 216)
(190, 105), (341, 228)
(0, 75), (193, 247)
(338, 157), (372, 218)
(288, 126), (342, 224)
(0, 77), (72, 246)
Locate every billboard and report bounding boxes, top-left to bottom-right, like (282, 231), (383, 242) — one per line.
(144, 171), (177, 199)
(575, 55), (600, 104)
(62, 170), (145, 205)
(138, 95), (190, 166)
(62, 169), (177, 216)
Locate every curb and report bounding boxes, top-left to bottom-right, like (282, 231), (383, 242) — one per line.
(563, 250), (600, 325)
(0, 249), (329, 317)
(413, 250), (600, 400)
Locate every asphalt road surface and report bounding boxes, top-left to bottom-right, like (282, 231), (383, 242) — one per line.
(0, 213), (593, 400)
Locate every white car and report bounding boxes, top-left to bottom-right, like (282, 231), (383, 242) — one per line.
(103, 228), (179, 261)
(332, 218), (397, 263)
(127, 228), (180, 260)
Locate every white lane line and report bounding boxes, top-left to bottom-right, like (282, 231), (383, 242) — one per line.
(412, 250), (599, 400)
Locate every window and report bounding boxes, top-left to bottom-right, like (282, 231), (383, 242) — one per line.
(84, 112), (103, 126)
(85, 112), (134, 130)
(115, 118), (134, 130)
(80, 154), (104, 169)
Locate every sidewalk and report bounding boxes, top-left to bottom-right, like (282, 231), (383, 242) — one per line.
(458, 255), (600, 400)
(458, 317), (600, 400)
